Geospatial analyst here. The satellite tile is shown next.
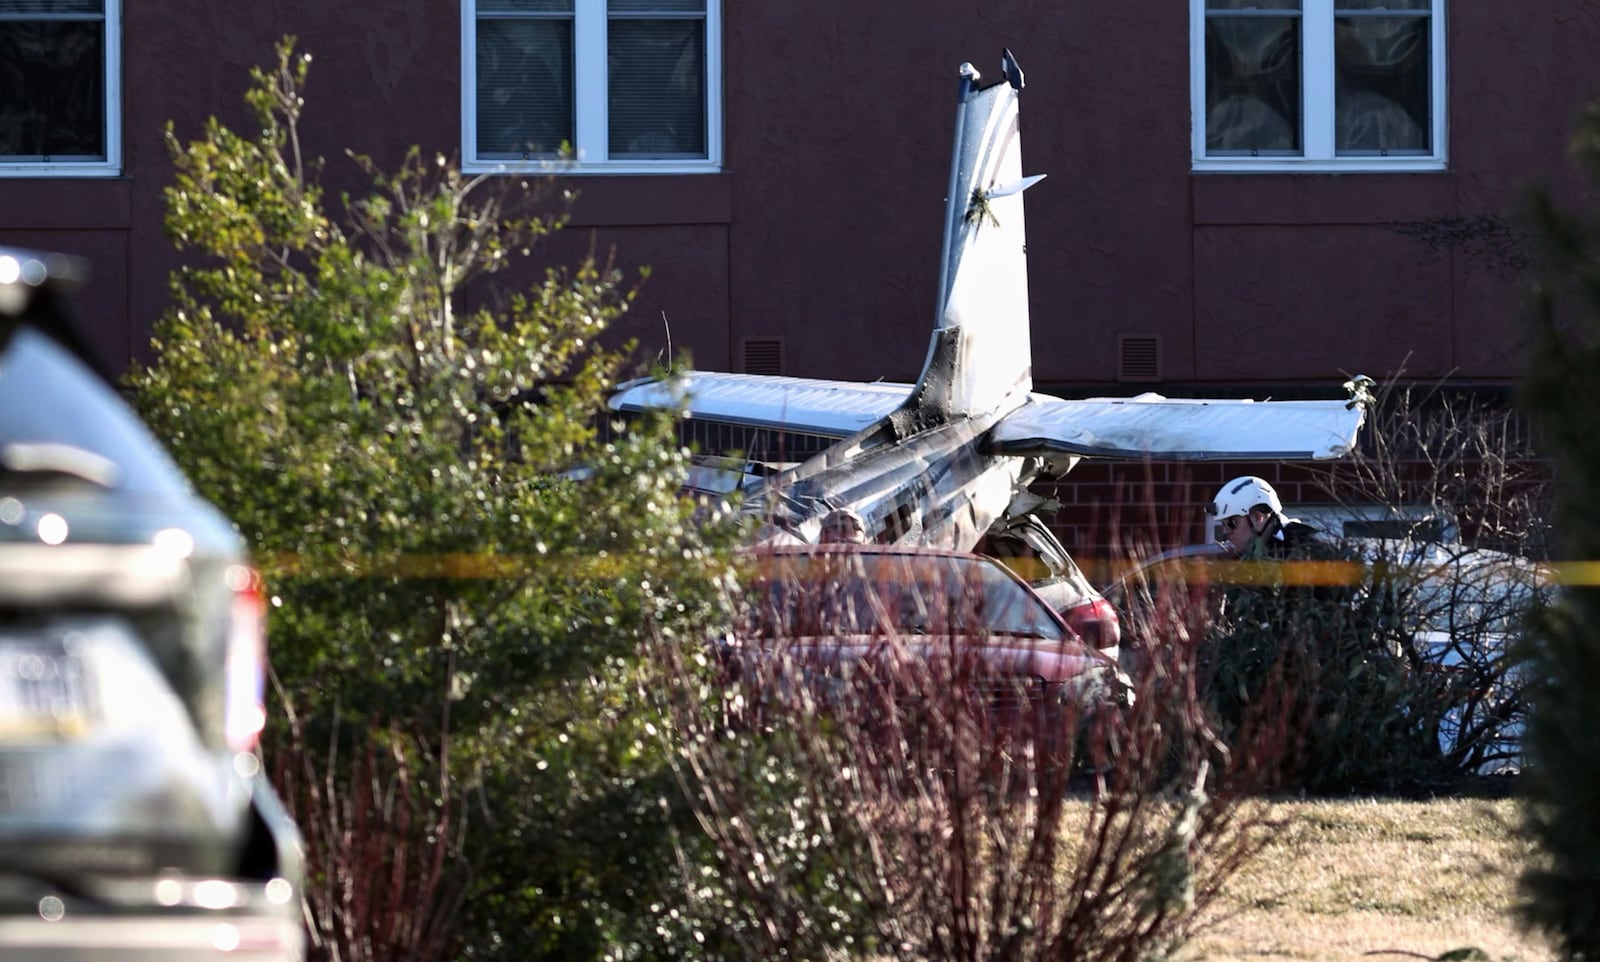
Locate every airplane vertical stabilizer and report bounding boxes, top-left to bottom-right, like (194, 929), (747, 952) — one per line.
(904, 49), (1044, 425)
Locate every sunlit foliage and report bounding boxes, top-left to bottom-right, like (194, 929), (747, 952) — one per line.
(128, 37), (739, 961)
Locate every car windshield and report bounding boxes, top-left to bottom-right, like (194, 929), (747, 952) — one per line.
(745, 550), (1066, 641)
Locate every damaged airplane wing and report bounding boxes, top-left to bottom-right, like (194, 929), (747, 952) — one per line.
(611, 374), (1368, 462)
(989, 390), (1368, 462)
(610, 373), (913, 440)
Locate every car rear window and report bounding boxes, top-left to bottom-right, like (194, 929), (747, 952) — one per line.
(745, 551), (1065, 640)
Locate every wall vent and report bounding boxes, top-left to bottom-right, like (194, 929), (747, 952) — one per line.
(742, 337), (784, 376)
(1118, 334), (1162, 382)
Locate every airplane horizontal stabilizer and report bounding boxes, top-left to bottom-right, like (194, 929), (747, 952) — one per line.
(990, 392), (1367, 461)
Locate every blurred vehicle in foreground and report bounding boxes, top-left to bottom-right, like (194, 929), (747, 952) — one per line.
(722, 543), (1129, 762)
(0, 249), (304, 961)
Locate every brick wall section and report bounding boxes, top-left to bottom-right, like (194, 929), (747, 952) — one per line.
(1041, 454), (1555, 580)
(1036, 460), (1349, 582)
(629, 404), (1553, 574)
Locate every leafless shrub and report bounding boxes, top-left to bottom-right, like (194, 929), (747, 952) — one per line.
(1328, 383), (1549, 554)
(1307, 382), (1555, 779)
(269, 683), (471, 962)
(659, 553), (1289, 962)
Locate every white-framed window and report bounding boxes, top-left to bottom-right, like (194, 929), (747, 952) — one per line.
(0, 0), (120, 177)
(463, 0), (721, 175)
(1192, 0), (1446, 172)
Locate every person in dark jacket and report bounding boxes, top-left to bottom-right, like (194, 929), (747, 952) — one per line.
(1201, 477), (1417, 792)
(1207, 475), (1325, 558)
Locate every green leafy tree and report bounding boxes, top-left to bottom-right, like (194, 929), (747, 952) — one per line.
(1518, 96), (1600, 962)
(128, 38), (739, 961)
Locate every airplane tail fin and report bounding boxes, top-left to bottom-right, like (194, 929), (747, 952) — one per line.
(901, 49), (1044, 426)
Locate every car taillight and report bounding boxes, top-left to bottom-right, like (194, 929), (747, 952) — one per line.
(223, 564), (268, 752)
(1065, 597), (1121, 652)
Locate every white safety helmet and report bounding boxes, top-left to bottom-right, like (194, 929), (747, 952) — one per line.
(1208, 476), (1284, 523)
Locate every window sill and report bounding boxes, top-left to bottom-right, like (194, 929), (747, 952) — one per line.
(1192, 158), (1448, 174)
(0, 164), (123, 179)
(463, 160), (722, 177)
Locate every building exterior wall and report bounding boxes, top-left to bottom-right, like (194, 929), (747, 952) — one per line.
(1, 3), (1595, 501)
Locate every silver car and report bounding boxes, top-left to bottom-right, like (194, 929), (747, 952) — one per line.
(0, 249), (304, 961)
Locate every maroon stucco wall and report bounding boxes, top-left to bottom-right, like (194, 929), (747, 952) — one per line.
(0, 2), (1596, 396)
(0, 2), (734, 381)
(723, 2), (1600, 391)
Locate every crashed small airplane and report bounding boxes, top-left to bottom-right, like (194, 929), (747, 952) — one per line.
(610, 49), (1371, 549)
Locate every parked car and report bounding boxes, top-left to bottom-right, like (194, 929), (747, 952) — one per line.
(1369, 536), (1545, 773)
(0, 249), (305, 960)
(1104, 534), (1547, 774)
(723, 543), (1129, 760)
(1287, 502), (1460, 545)
(675, 453), (1125, 650)
(980, 512), (1122, 651)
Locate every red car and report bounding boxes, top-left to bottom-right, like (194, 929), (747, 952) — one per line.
(723, 543), (1129, 761)
(980, 512), (1123, 653)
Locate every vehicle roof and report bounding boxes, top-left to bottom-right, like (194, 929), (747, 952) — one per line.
(0, 247), (107, 383)
(1, 247), (237, 549)
(738, 542), (1074, 628)
(743, 542), (992, 560)
(1288, 502), (1461, 544)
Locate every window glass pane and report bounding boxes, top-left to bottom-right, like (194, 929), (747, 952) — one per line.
(608, 18), (705, 157)
(476, 17), (573, 157)
(1336, 0), (1426, 9)
(0, 1), (102, 12)
(1207, 0), (1299, 8)
(0, 19), (104, 158)
(610, 0), (703, 12)
(477, 0), (570, 12)
(1335, 14), (1429, 154)
(1205, 15), (1301, 153)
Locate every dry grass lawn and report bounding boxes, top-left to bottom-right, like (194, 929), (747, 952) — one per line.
(1181, 796), (1553, 962)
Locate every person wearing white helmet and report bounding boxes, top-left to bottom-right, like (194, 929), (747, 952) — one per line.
(1207, 475), (1323, 556)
